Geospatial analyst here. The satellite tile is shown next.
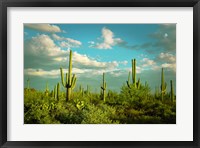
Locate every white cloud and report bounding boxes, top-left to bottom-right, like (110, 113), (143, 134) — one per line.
(53, 57), (67, 62)
(154, 52), (176, 72)
(89, 27), (123, 49)
(60, 41), (71, 48)
(24, 68), (92, 78)
(52, 34), (82, 48)
(126, 66), (142, 74)
(25, 34), (69, 57)
(25, 24), (62, 32)
(158, 52), (176, 63)
(72, 51), (119, 69)
(88, 41), (95, 44)
(141, 58), (156, 67)
(119, 60), (128, 65)
(24, 67), (127, 78)
(25, 34), (127, 76)
(161, 63), (176, 72)
(52, 34), (62, 40)
(24, 68), (60, 78)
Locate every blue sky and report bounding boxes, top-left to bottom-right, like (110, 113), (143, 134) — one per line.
(24, 24), (176, 93)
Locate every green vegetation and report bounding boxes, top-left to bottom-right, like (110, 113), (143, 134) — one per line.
(24, 50), (176, 124)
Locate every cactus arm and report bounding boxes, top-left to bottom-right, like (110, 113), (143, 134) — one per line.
(60, 68), (66, 87)
(101, 73), (107, 102)
(101, 86), (104, 90)
(137, 78), (141, 89)
(71, 76), (77, 90)
(126, 71), (131, 88)
(71, 74), (76, 85)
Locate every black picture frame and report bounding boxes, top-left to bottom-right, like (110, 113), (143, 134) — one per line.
(0, 0), (200, 147)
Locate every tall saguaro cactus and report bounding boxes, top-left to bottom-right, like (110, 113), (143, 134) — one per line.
(160, 68), (167, 101)
(60, 50), (77, 101)
(101, 73), (107, 102)
(127, 59), (140, 89)
(132, 59), (136, 88)
(57, 83), (60, 101)
(170, 80), (174, 102)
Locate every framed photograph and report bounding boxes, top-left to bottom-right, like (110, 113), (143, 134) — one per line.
(0, 0), (199, 147)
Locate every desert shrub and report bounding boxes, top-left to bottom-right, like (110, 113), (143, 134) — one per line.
(81, 103), (119, 124)
(119, 84), (152, 106)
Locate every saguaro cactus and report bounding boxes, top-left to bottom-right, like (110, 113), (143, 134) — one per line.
(60, 50), (77, 101)
(170, 80), (174, 102)
(127, 59), (140, 89)
(132, 59), (136, 88)
(54, 85), (57, 99)
(160, 68), (167, 101)
(44, 82), (49, 96)
(57, 83), (60, 101)
(101, 73), (107, 102)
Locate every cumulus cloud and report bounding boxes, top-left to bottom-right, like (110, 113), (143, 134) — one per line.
(89, 27), (155, 51)
(24, 34), (128, 77)
(24, 68), (60, 78)
(161, 63), (176, 72)
(24, 24), (62, 33)
(157, 52), (176, 63)
(72, 51), (126, 70)
(89, 27), (123, 49)
(24, 68), (90, 78)
(52, 34), (62, 40)
(24, 67), (132, 79)
(52, 34), (82, 48)
(153, 52), (176, 72)
(25, 34), (68, 57)
(126, 66), (142, 74)
(139, 55), (176, 72)
(141, 58), (156, 67)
